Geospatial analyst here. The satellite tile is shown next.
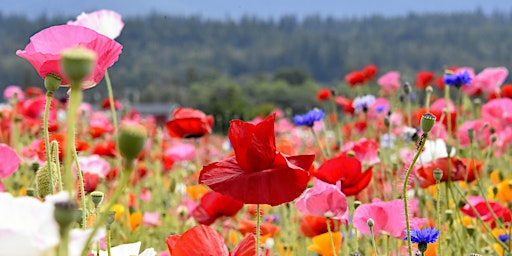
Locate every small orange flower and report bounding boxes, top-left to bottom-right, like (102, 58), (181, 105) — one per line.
(307, 231), (342, 256)
(111, 204), (125, 221)
(186, 185), (209, 201)
(129, 212), (143, 231)
(494, 179), (512, 203)
(37, 133), (90, 161)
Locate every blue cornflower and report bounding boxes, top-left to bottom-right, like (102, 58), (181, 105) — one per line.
(352, 95), (376, 113)
(443, 70), (473, 87)
(404, 227), (440, 253)
(293, 109), (325, 127)
(499, 234), (509, 243)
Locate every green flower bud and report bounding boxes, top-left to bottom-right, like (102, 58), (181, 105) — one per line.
(44, 73), (61, 92)
(54, 201), (77, 232)
(367, 218), (374, 227)
(60, 46), (96, 84)
(105, 210), (116, 229)
(467, 128), (475, 143)
(118, 122), (147, 161)
(75, 208), (88, 228)
(346, 150), (356, 157)
(90, 191), (104, 208)
(26, 188), (35, 197)
(35, 162), (58, 199)
(353, 201), (362, 210)
(466, 225), (476, 237)
(420, 113), (436, 133)
(433, 168), (443, 182)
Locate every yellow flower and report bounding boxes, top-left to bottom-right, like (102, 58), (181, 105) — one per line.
(494, 179), (512, 203)
(129, 212), (143, 231)
(186, 185), (209, 201)
(307, 232), (342, 256)
(111, 204), (125, 221)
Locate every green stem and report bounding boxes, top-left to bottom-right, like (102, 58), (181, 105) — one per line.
(406, 95), (412, 127)
(80, 162), (134, 256)
(44, 91), (54, 195)
(63, 84), (82, 194)
(58, 228), (70, 256)
(256, 204), (261, 256)
(369, 225), (379, 256)
(310, 127), (328, 159)
(326, 217), (338, 256)
(74, 150), (86, 229)
(436, 180), (442, 256)
(107, 228), (112, 256)
(105, 70), (121, 169)
(403, 133), (428, 256)
(51, 140), (63, 192)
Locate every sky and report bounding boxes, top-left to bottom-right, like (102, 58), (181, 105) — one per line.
(2, 0), (512, 20)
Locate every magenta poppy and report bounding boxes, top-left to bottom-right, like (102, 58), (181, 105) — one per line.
(0, 144), (21, 178)
(314, 155), (372, 196)
(16, 25), (122, 89)
(165, 108), (214, 138)
(295, 178), (348, 220)
(199, 114), (315, 206)
(192, 191), (244, 226)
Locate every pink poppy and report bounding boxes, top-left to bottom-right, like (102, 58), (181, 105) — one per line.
(140, 188), (152, 202)
(3, 85), (24, 101)
(67, 10), (124, 39)
(75, 154), (111, 178)
(295, 178), (349, 221)
(143, 212), (162, 227)
(458, 119), (493, 147)
(481, 98), (512, 127)
(16, 25), (122, 89)
(341, 138), (380, 166)
(353, 199), (426, 238)
(430, 98), (455, 113)
(463, 67), (508, 96)
(0, 144), (21, 178)
(377, 71), (401, 95)
(165, 143), (195, 161)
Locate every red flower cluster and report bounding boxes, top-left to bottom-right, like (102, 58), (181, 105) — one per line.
(416, 71), (435, 89)
(345, 64), (378, 87)
(199, 114), (315, 206)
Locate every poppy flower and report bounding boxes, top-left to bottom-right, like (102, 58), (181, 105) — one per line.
(314, 155), (373, 196)
(341, 138), (380, 166)
(238, 219), (280, 238)
(199, 114), (315, 206)
(307, 231), (342, 256)
(415, 157), (482, 188)
(67, 10), (124, 39)
(316, 88), (333, 102)
(3, 85), (24, 101)
(416, 71), (435, 89)
(362, 64), (378, 82)
(345, 71), (366, 87)
(192, 191), (244, 226)
(101, 98), (123, 110)
(335, 96), (354, 114)
(295, 178), (348, 220)
(24, 86), (44, 98)
(377, 71), (400, 94)
(16, 25), (122, 89)
(460, 196), (512, 226)
(0, 144), (21, 178)
(462, 67), (508, 96)
(38, 133), (90, 161)
(166, 225), (255, 256)
(165, 108), (214, 138)
(300, 215), (341, 238)
(91, 140), (117, 157)
(501, 84), (512, 98)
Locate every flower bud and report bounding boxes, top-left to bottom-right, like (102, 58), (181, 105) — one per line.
(491, 134), (497, 143)
(44, 73), (61, 92)
(367, 218), (374, 228)
(90, 191), (104, 208)
(26, 188), (35, 197)
(54, 201), (77, 232)
(60, 46), (96, 84)
(425, 86), (433, 94)
(403, 82), (412, 94)
(105, 210), (116, 229)
(353, 201), (362, 210)
(118, 122), (147, 161)
(35, 162), (58, 199)
(433, 168), (443, 182)
(467, 128), (475, 143)
(466, 225), (476, 237)
(420, 113), (436, 133)
(346, 150), (356, 157)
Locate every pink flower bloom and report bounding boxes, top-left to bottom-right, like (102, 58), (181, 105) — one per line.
(341, 138), (380, 166)
(295, 178), (348, 221)
(430, 98), (455, 113)
(353, 199), (426, 238)
(463, 67), (508, 96)
(377, 71), (401, 95)
(16, 25), (122, 89)
(165, 143), (195, 161)
(3, 85), (24, 101)
(90, 111), (114, 133)
(140, 188), (152, 202)
(481, 98), (512, 127)
(0, 144), (21, 178)
(367, 97), (390, 120)
(143, 212), (162, 227)
(75, 154), (110, 178)
(68, 10), (124, 39)
(458, 119), (492, 147)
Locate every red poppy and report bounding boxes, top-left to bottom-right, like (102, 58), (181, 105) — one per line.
(345, 71), (366, 87)
(416, 71), (435, 89)
(76, 172), (99, 199)
(460, 196), (511, 227)
(335, 96), (354, 114)
(166, 108), (214, 138)
(300, 215), (341, 238)
(91, 140), (117, 157)
(362, 64), (378, 82)
(501, 84), (512, 98)
(314, 155), (373, 196)
(434, 75), (445, 90)
(199, 114), (315, 206)
(192, 191), (244, 226)
(166, 225), (255, 256)
(415, 157), (482, 188)
(105, 168), (118, 182)
(413, 107), (457, 132)
(316, 88), (333, 102)
(24, 86), (44, 98)
(38, 133), (90, 161)
(101, 97), (123, 110)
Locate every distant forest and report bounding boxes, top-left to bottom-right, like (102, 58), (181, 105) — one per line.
(1, 10), (512, 118)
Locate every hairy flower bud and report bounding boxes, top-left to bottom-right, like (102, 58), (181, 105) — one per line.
(118, 122), (147, 161)
(60, 46), (96, 84)
(420, 113), (436, 133)
(35, 162), (58, 199)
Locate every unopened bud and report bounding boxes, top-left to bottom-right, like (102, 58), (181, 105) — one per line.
(433, 168), (443, 182)
(468, 128), (475, 143)
(118, 122), (147, 161)
(35, 162), (58, 199)
(420, 113), (436, 133)
(54, 201), (78, 232)
(90, 191), (104, 208)
(60, 46), (96, 84)
(353, 201), (362, 210)
(44, 73), (61, 92)
(367, 218), (374, 227)
(425, 86), (433, 94)
(346, 150), (356, 157)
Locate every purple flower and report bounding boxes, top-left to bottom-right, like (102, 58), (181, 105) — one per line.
(293, 109), (325, 127)
(352, 95), (376, 113)
(443, 70), (473, 87)
(404, 227), (440, 244)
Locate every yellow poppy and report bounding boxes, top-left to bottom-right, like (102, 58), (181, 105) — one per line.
(307, 232), (342, 256)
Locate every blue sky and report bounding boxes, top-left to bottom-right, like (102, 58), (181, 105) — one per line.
(3, 0), (512, 20)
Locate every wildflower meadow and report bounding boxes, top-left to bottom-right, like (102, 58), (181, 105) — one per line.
(3, 9), (512, 256)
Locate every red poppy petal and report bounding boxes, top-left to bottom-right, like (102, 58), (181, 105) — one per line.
(191, 205), (217, 226)
(229, 115), (276, 172)
(171, 225), (229, 256)
(341, 166), (373, 196)
(315, 155), (362, 185)
(166, 234), (181, 255)
(231, 234), (256, 256)
(199, 154), (311, 206)
(166, 117), (211, 138)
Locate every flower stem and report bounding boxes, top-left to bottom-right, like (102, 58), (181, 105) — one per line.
(74, 149), (86, 229)
(310, 127), (328, 159)
(44, 91), (55, 195)
(436, 180), (442, 256)
(63, 84), (82, 194)
(326, 217), (338, 256)
(107, 228), (112, 256)
(51, 140), (63, 192)
(256, 204), (261, 256)
(369, 224), (379, 256)
(105, 70), (121, 169)
(403, 132), (428, 256)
